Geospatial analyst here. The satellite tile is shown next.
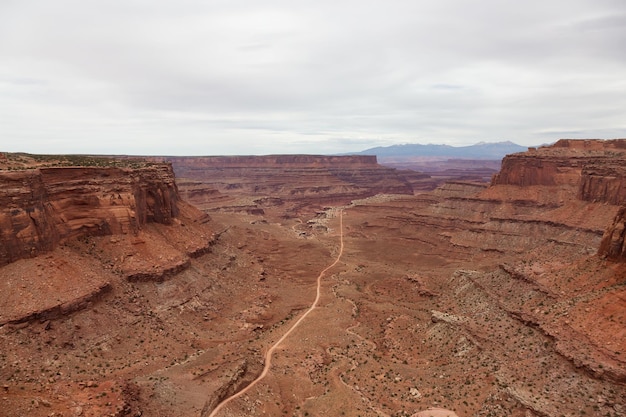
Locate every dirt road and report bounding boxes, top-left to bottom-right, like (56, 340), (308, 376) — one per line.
(208, 210), (344, 417)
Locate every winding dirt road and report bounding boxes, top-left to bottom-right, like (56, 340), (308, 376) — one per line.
(208, 210), (345, 417)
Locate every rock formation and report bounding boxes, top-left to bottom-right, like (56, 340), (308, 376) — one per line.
(163, 155), (420, 215)
(599, 207), (626, 260)
(0, 159), (215, 330)
(1, 142), (626, 417)
(493, 139), (626, 201)
(580, 163), (626, 205)
(0, 165), (180, 266)
(492, 139), (626, 261)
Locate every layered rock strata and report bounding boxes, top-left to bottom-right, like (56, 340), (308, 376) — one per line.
(1, 142), (625, 416)
(0, 165), (180, 266)
(492, 138), (626, 260)
(0, 162), (215, 327)
(600, 207), (626, 261)
(334, 146), (626, 415)
(493, 139), (626, 203)
(164, 155), (418, 214)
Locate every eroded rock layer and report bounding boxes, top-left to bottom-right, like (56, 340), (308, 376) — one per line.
(493, 139), (626, 204)
(491, 139), (626, 261)
(165, 155), (419, 214)
(600, 207), (626, 261)
(0, 161), (215, 329)
(0, 165), (180, 266)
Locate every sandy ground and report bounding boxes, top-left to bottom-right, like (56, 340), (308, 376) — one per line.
(1, 187), (625, 416)
(413, 408), (459, 417)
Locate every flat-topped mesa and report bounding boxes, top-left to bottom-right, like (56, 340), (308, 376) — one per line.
(165, 154), (415, 213)
(168, 154), (379, 169)
(492, 139), (626, 204)
(489, 139), (626, 261)
(551, 138), (626, 150)
(0, 164), (181, 266)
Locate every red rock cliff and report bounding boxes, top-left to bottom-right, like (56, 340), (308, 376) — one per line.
(579, 163), (626, 205)
(0, 164), (180, 266)
(599, 207), (626, 261)
(164, 155), (415, 213)
(493, 139), (626, 204)
(491, 139), (626, 261)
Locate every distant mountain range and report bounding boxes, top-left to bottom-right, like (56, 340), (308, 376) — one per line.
(354, 141), (529, 159)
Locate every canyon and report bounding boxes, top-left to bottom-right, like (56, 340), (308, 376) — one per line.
(0, 139), (625, 417)
(163, 155), (433, 216)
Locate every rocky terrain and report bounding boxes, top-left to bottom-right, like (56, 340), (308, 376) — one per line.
(0, 140), (625, 417)
(163, 155), (434, 216)
(380, 158), (502, 184)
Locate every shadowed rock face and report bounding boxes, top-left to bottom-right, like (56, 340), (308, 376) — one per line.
(0, 165), (180, 266)
(599, 207), (626, 261)
(580, 163), (626, 205)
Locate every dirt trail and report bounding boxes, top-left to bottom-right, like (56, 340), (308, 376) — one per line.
(208, 210), (345, 417)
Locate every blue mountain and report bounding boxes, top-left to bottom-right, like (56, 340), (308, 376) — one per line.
(355, 141), (528, 159)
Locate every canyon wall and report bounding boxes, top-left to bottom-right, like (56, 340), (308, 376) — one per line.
(493, 139), (626, 202)
(0, 164), (181, 266)
(171, 154), (379, 168)
(599, 207), (626, 261)
(579, 163), (626, 205)
(165, 154), (419, 214)
(492, 139), (626, 260)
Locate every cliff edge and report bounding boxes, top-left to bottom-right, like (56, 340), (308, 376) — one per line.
(599, 207), (626, 261)
(493, 139), (626, 203)
(0, 165), (181, 266)
(164, 154), (418, 216)
(0, 157), (215, 327)
(492, 139), (626, 260)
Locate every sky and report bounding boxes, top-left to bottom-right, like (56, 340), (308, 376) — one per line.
(1, 0), (625, 155)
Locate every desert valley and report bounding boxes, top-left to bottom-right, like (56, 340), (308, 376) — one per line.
(1, 139), (625, 417)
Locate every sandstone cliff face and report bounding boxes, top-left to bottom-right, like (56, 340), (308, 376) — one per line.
(492, 139), (626, 261)
(0, 165), (180, 266)
(493, 154), (581, 187)
(579, 163), (626, 205)
(493, 139), (626, 204)
(165, 155), (416, 214)
(599, 207), (626, 260)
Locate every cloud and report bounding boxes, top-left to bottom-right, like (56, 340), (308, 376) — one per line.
(1, 0), (625, 155)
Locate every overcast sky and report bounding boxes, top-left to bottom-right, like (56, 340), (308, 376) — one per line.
(1, 0), (625, 155)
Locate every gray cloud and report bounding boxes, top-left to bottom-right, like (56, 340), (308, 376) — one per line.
(1, 0), (625, 155)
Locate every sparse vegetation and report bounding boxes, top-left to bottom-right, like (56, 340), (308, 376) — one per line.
(1, 143), (625, 416)
(1, 152), (159, 170)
